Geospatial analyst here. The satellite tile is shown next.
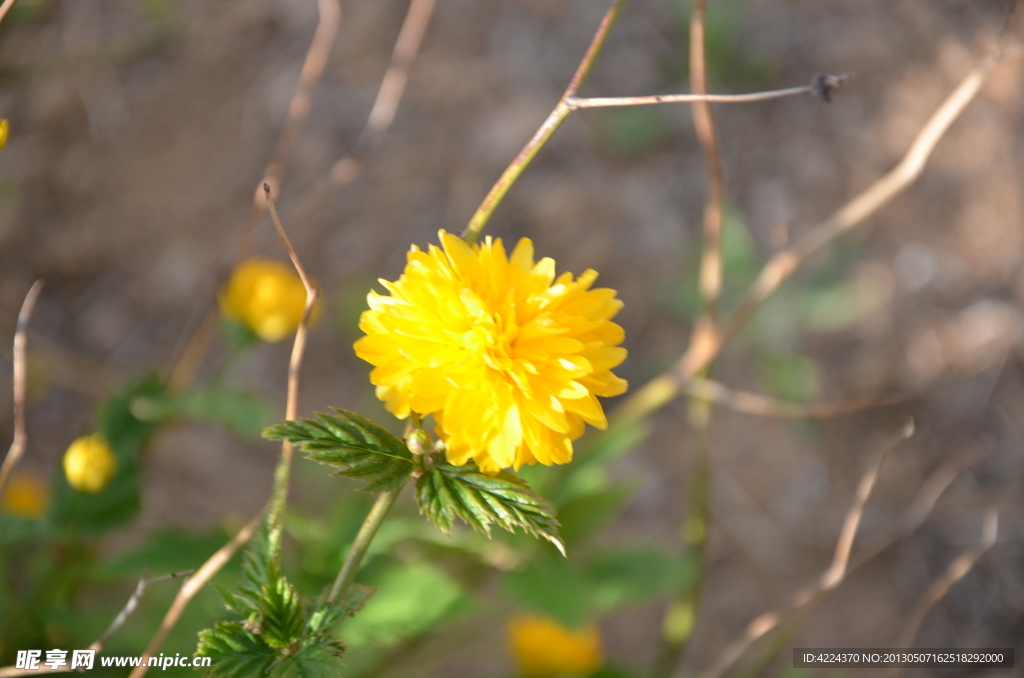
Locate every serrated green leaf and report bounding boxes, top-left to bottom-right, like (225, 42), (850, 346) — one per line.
(306, 583), (373, 638)
(269, 643), (345, 678)
(416, 464), (564, 555)
(260, 574), (305, 649)
(197, 621), (276, 678)
(264, 409), (413, 492)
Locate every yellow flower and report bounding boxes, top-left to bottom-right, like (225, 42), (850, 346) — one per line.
(221, 258), (308, 342)
(507, 614), (604, 678)
(63, 433), (117, 494)
(1, 472), (49, 518)
(0, 119), (8, 151)
(355, 230), (627, 474)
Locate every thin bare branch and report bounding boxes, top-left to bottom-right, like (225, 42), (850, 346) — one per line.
(461, 0), (625, 245)
(0, 0), (19, 26)
(684, 376), (902, 419)
(129, 514), (262, 678)
(91, 569), (195, 653)
(256, 0), (342, 205)
(610, 38), (1016, 432)
(262, 185), (319, 530)
(169, 0), (341, 387)
(276, 0), (436, 231)
(699, 420), (914, 678)
(0, 280), (43, 501)
(650, 6), (728, 675)
(569, 79), (844, 108)
(264, 184), (315, 297)
(888, 508), (998, 674)
(0, 569), (194, 676)
(690, 0), (726, 338)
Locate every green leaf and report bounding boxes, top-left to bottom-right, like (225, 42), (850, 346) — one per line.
(269, 643), (345, 678)
(556, 485), (633, 546)
(197, 621), (276, 678)
(183, 383), (269, 438)
(504, 552), (590, 628)
(0, 515), (51, 546)
(586, 549), (696, 612)
(306, 583), (373, 639)
(339, 560), (467, 648)
(416, 463), (564, 555)
(264, 409), (413, 492)
(259, 572), (305, 649)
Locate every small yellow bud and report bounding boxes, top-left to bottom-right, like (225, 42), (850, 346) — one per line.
(220, 258), (311, 342)
(63, 433), (118, 494)
(1, 471), (49, 518)
(0, 119), (7, 152)
(507, 614), (604, 678)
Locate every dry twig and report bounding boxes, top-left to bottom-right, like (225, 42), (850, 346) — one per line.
(0, 0), (19, 26)
(461, 0), (625, 245)
(698, 420), (914, 678)
(0, 569), (194, 676)
(168, 0), (341, 388)
(0, 281), (43, 500)
(569, 75), (849, 108)
(888, 508), (998, 677)
(611, 37), (1017, 432)
(129, 514), (261, 678)
(684, 376), (902, 419)
(256, 0), (342, 206)
(282, 0), (436, 229)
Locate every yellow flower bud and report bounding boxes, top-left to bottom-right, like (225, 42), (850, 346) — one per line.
(220, 258), (310, 342)
(507, 614), (604, 678)
(63, 433), (117, 494)
(0, 119), (7, 152)
(1, 471), (49, 518)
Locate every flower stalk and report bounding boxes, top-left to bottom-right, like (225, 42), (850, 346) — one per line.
(329, 485), (405, 604)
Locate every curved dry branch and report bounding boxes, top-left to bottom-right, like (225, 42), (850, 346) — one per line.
(128, 514), (261, 678)
(698, 421), (913, 678)
(611, 38), (1017, 432)
(0, 281), (43, 500)
(888, 508), (998, 673)
(280, 0), (436, 228)
(685, 376), (902, 419)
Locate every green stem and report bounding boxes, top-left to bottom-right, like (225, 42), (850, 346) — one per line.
(329, 485), (404, 604)
(265, 442), (293, 551)
(461, 0), (626, 245)
(652, 399), (713, 678)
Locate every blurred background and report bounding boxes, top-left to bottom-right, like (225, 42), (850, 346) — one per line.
(1, 0), (1023, 676)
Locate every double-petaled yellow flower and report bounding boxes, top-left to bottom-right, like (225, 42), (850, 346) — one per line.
(355, 230), (627, 473)
(221, 258), (308, 342)
(63, 433), (117, 494)
(507, 614), (604, 678)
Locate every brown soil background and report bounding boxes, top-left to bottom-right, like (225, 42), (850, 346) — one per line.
(2, 0), (1024, 676)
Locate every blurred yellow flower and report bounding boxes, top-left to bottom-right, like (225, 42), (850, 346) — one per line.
(63, 433), (117, 494)
(221, 258), (309, 342)
(507, 614), (604, 678)
(1, 472), (48, 518)
(355, 230), (627, 474)
(0, 119), (7, 151)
